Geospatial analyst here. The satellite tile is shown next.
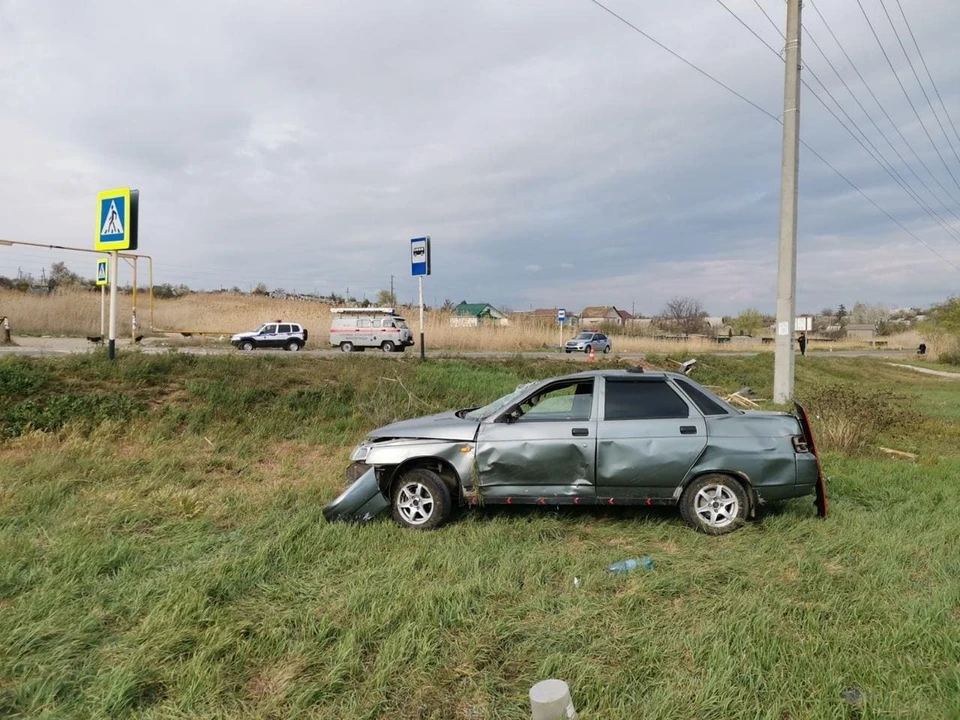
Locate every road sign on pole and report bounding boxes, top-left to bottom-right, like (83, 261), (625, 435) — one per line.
(95, 188), (139, 252)
(411, 236), (431, 276)
(96, 258), (109, 286)
(96, 188), (139, 360)
(558, 308), (566, 323)
(411, 236), (431, 358)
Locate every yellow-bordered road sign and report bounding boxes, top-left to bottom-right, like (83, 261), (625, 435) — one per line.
(95, 188), (139, 251)
(96, 258), (109, 286)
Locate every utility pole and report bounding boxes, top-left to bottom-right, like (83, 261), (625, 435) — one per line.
(390, 274), (395, 306)
(774, 0), (802, 404)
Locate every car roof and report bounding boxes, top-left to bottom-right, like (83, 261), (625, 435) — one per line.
(542, 368), (684, 382)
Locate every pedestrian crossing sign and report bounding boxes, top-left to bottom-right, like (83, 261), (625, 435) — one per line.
(96, 258), (108, 286)
(95, 187), (139, 251)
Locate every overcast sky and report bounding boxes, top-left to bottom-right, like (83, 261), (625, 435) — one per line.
(2, 0), (960, 315)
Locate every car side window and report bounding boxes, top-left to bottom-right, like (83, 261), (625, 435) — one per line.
(604, 379), (690, 420)
(263, 324), (277, 334)
(508, 379), (594, 422)
(372, 319), (383, 328)
(358, 319), (373, 329)
(291, 325), (301, 333)
(674, 378), (729, 416)
(278, 324), (291, 334)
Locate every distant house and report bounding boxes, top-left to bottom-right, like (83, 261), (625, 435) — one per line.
(626, 317), (654, 331)
(580, 306), (624, 326)
(616, 309), (634, 324)
(846, 323), (877, 339)
(705, 316), (725, 329)
(515, 308), (579, 326)
(451, 302), (509, 327)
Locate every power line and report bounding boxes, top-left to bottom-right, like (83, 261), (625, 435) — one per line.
(853, 0), (960, 195)
(716, 0), (960, 244)
(807, 0), (960, 216)
(584, 0), (780, 122)
(802, 23), (960, 224)
(583, 0), (960, 270)
(751, 0), (785, 40)
(894, 0), (960, 154)
(878, 0), (960, 169)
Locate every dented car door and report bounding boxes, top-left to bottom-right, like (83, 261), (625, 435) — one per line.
(596, 376), (707, 501)
(475, 378), (597, 504)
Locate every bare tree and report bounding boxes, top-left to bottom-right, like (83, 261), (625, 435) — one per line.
(658, 296), (707, 335)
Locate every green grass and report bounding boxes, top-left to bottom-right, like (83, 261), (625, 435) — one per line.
(0, 354), (958, 718)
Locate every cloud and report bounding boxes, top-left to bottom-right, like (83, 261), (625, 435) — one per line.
(1, 0), (959, 314)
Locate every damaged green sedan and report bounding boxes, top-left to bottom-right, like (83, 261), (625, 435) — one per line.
(323, 368), (827, 534)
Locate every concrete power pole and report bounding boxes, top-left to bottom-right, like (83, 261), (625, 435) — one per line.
(774, 0), (802, 404)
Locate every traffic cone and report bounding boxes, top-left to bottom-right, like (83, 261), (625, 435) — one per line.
(588, 346), (596, 362)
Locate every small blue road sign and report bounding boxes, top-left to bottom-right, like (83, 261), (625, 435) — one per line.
(558, 307), (566, 323)
(411, 236), (431, 276)
(96, 258), (109, 286)
(95, 188), (139, 251)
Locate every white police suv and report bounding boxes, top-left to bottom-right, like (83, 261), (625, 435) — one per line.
(231, 321), (308, 351)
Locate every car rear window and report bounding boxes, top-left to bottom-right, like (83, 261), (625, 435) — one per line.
(604, 379), (689, 420)
(674, 378), (729, 416)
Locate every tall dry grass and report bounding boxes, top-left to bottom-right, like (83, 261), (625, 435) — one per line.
(0, 289), (927, 352)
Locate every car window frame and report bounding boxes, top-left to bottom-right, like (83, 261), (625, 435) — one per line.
(493, 378), (596, 424)
(600, 376), (697, 421)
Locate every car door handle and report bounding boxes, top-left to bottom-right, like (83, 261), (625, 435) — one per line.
(572, 428), (589, 437)
(679, 426), (698, 435)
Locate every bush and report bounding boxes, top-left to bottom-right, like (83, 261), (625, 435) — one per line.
(799, 383), (920, 455)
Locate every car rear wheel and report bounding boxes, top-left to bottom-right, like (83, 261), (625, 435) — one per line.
(603, 345), (611, 354)
(285, 340), (302, 351)
(381, 341), (395, 353)
(240, 341), (255, 351)
(340, 342), (354, 353)
(680, 474), (748, 535)
(391, 468), (453, 530)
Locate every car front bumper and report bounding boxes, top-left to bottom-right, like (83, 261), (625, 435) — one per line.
(322, 466), (390, 523)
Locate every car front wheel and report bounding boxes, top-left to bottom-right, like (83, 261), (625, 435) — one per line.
(680, 474), (748, 535)
(391, 468), (453, 530)
(381, 341), (395, 353)
(603, 345), (611, 354)
(240, 341), (255, 351)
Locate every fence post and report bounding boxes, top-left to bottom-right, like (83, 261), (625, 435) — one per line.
(2, 316), (11, 344)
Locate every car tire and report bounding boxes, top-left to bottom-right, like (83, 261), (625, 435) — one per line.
(564, 349), (571, 354)
(340, 342), (354, 353)
(603, 345), (611, 354)
(381, 341), (395, 353)
(584, 345), (592, 354)
(240, 341), (255, 351)
(680, 474), (749, 535)
(286, 340), (302, 352)
(391, 468), (453, 530)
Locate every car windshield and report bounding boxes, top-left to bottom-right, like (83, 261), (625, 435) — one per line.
(574, 332), (593, 340)
(463, 382), (536, 421)
(394, 317), (409, 329)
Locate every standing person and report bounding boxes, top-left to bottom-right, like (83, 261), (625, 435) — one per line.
(798, 332), (807, 356)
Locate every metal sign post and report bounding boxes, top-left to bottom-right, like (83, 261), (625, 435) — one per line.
(96, 258), (108, 339)
(95, 188), (139, 360)
(411, 236), (431, 360)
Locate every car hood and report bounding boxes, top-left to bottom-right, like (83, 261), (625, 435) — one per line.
(367, 411), (479, 441)
(232, 332), (256, 340)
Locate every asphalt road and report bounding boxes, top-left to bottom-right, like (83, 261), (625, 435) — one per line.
(0, 336), (923, 361)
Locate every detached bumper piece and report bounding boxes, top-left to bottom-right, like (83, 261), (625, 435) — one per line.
(323, 467), (390, 523)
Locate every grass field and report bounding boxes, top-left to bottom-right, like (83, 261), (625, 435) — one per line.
(0, 288), (929, 357)
(1, 353), (958, 718)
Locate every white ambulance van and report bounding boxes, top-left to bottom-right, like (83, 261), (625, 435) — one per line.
(329, 308), (415, 353)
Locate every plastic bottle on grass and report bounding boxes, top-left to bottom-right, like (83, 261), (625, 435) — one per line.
(606, 557), (654, 574)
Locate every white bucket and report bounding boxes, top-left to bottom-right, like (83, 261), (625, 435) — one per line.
(529, 679), (577, 720)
